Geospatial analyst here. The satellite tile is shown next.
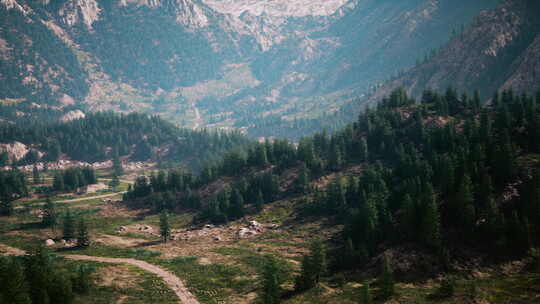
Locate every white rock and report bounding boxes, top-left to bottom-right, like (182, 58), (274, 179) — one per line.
(45, 239), (55, 246)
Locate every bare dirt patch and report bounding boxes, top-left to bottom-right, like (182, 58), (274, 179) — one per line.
(85, 182), (109, 193)
(97, 265), (142, 289)
(94, 234), (148, 247)
(95, 202), (144, 218)
(0, 243), (26, 256)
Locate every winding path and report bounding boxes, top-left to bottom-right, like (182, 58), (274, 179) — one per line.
(0, 244), (199, 304)
(63, 255), (199, 304)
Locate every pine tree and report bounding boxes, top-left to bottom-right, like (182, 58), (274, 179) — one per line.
(63, 209), (76, 240)
(52, 174), (64, 192)
(33, 165), (40, 185)
(109, 174), (120, 190)
(73, 265), (92, 295)
(295, 240), (327, 291)
(0, 200), (14, 216)
(401, 194), (417, 240)
(112, 156), (123, 176)
(380, 255), (394, 300)
(42, 198), (57, 231)
(421, 183), (441, 250)
(159, 210), (171, 243)
(455, 175), (476, 233)
(359, 282), (372, 304)
(295, 166), (310, 194)
(343, 237), (357, 269)
(359, 136), (369, 161)
(228, 188), (245, 219)
(255, 190), (264, 212)
(24, 245), (53, 304)
(0, 258), (31, 304)
(77, 218), (90, 247)
(261, 257), (282, 304)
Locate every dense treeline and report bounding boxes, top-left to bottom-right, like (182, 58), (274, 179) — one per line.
(52, 167), (97, 192)
(0, 169), (28, 216)
(125, 88), (540, 267)
(0, 246), (93, 304)
(306, 88), (540, 267)
(0, 111), (251, 169)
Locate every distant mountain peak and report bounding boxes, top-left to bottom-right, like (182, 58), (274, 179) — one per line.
(202, 0), (350, 18)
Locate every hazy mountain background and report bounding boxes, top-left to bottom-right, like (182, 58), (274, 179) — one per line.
(1, 0), (507, 138)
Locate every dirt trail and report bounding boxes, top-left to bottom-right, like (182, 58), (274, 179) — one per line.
(56, 191), (126, 203)
(63, 255), (199, 304)
(0, 243), (26, 256)
(0, 243), (199, 303)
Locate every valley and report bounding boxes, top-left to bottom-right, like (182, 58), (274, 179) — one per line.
(2, 1), (540, 303)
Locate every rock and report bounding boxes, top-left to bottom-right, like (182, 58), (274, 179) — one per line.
(204, 224), (214, 229)
(249, 220), (260, 228)
(138, 225), (153, 231)
(115, 226), (127, 232)
(266, 224), (279, 230)
(60, 110), (86, 122)
(60, 239), (67, 244)
(45, 239), (55, 246)
(213, 236), (222, 241)
(238, 228), (257, 238)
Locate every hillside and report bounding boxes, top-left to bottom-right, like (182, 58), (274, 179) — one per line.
(2, 88), (540, 303)
(119, 87), (540, 302)
(0, 109), (251, 171)
(368, 0), (540, 103)
(0, 0), (499, 137)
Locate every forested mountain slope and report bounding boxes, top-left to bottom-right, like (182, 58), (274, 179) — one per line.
(125, 87), (540, 268)
(368, 0), (540, 104)
(0, 109), (250, 170)
(0, 0), (499, 137)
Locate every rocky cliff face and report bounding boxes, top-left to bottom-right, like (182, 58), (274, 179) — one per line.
(0, 0), (503, 134)
(367, 0), (540, 103)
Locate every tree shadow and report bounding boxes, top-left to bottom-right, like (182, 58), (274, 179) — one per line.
(131, 240), (162, 248)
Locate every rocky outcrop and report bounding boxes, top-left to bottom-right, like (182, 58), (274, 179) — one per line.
(0, 141), (30, 161)
(58, 0), (101, 30)
(501, 33), (540, 93)
(3, 0), (526, 135)
(367, 0), (540, 103)
(60, 110), (86, 122)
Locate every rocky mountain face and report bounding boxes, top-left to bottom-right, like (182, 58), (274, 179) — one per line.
(0, 0), (501, 134)
(368, 0), (540, 103)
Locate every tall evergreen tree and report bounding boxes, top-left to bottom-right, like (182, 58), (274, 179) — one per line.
(359, 282), (372, 304)
(77, 218), (90, 248)
(255, 190), (264, 212)
(0, 258), (31, 304)
(33, 165), (40, 185)
(62, 209), (76, 240)
(261, 257), (282, 304)
(159, 210), (171, 243)
(420, 183), (441, 250)
(42, 198), (57, 231)
(380, 255), (394, 300)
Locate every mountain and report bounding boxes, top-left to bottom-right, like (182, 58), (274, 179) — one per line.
(0, 0), (500, 136)
(368, 0), (540, 103)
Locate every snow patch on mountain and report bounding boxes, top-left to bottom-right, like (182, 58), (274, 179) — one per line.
(202, 0), (349, 17)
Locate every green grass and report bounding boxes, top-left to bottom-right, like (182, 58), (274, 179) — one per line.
(253, 201), (294, 224)
(157, 256), (251, 304)
(70, 261), (177, 304)
(59, 243), (161, 259)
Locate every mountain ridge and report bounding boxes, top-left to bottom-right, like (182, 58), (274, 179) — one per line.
(0, 0), (501, 135)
